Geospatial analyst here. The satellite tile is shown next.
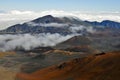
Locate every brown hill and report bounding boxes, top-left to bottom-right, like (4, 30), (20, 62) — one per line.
(55, 36), (92, 49)
(16, 51), (120, 80)
(64, 45), (99, 54)
(54, 36), (100, 54)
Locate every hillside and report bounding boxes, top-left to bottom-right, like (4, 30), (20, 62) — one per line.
(16, 51), (120, 80)
(55, 36), (92, 49)
(1, 15), (120, 36)
(0, 15), (91, 34)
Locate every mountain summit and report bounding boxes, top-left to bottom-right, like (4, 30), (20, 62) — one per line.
(0, 15), (90, 34)
(0, 15), (120, 35)
(32, 15), (56, 23)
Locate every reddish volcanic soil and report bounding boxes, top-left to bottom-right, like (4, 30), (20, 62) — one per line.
(16, 51), (120, 80)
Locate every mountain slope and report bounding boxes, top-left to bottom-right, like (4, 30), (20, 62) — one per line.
(1, 15), (120, 35)
(55, 35), (91, 49)
(16, 51), (120, 80)
(0, 15), (91, 34)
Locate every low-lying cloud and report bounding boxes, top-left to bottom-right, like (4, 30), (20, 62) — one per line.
(0, 33), (75, 52)
(27, 22), (69, 27)
(69, 26), (95, 33)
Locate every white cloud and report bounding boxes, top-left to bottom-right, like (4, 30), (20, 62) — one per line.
(0, 10), (120, 30)
(69, 26), (95, 33)
(0, 33), (74, 51)
(26, 22), (69, 27)
(10, 10), (34, 15)
(69, 26), (85, 33)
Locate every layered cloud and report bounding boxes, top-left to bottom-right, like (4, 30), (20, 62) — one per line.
(26, 22), (69, 27)
(69, 26), (95, 33)
(0, 33), (74, 51)
(0, 10), (120, 29)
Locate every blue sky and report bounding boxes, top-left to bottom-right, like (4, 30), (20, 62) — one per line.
(0, 0), (120, 12)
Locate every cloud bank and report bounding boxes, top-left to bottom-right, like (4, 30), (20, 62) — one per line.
(26, 22), (69, 27)
(0, 10), (120, 30)
(0, 33), (74, 51)
(69, 26), (95, 33)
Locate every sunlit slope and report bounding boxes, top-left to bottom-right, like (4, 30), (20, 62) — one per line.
(17, 51), (120, 80)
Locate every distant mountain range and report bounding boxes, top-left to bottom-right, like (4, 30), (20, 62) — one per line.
(0, 15), (120, 35)
(85, 20), (120, 29)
